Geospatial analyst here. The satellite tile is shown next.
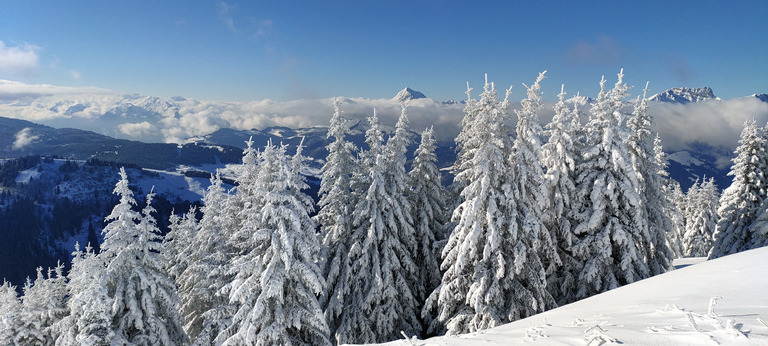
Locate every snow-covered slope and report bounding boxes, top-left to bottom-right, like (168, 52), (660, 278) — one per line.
(376, 247), (768, 345)
(649, 87), (720, 104)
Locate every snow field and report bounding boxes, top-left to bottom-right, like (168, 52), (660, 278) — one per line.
(374, 247), (768, 345)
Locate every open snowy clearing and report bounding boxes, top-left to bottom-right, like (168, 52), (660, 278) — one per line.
(372, 247), (768, 345)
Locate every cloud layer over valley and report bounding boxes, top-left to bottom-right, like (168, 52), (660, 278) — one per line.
(0, 79), (766, 157)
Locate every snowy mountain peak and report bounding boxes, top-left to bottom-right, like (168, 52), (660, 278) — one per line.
(392, 87), (427, 102)
(649, 87), (719, 104)
(755, 93), (768, 103)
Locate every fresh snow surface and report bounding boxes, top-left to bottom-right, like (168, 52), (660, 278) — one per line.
(15, 167), (41, 184)
(369, 247), (768, 346)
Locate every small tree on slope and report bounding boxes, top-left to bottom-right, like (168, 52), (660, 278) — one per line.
(684, 178), (719, 257)
(710, 119), (768, 259)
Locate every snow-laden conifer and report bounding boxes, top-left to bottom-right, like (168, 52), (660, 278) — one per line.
(55, 244), (114, 346)
(0, 281), (21, 345)
(684, 178), (719, 256)
(317, 99), (358, 339)
(710, 119), (768, 258)
(510, 72), (560, 309)
(626, 82), (674, 274)
(430, 77), (551, 335)
(100, 169), (185, 345)
(178, 172), (237, 345)
(572, 71), (650, 299)
(654, 134), (686, 257)
(219, 142), (330, 346)
(408, 126), (449, 326)
(337, 108), (421, 343)
(15, 264), (68, 345)
(165, 207), (199, 282)
(542, 85), (585, 305)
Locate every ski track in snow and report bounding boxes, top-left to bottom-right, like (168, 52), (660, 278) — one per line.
(367, 247), (768, 346)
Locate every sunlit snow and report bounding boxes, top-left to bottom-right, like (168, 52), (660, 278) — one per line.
(371, 247), (768, 345)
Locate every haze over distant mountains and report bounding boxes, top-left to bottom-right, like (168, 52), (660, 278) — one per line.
(1, 79), (767, 189)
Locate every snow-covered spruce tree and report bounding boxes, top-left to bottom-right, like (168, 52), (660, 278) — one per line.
(542, 85), (584, 305)
(165, 207), (199, 282)
(15, 264), (68, 345)
(710, 119), (768, 259)
(317, 98), (358, 339)
(429, 77), (552, 335)
(55, 244), (114, 346)
(100, 169), (185, 345)
(684, 178), (719, 256)
(571, 71), (650, 299)
(655, 134), (686, 257)
(219, 142), (330, 346)
(381, 103), (421, 338)
(332, 112), (382, 344)
(337, 108), (421, 343)
(0, 281), (21, 345)
(179, 172), (237, 345)
(626, 82), (673, 273)
(511, 71), (559, 309)
(408, 126), (449, 327)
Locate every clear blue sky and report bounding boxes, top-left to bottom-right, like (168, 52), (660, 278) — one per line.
(1, 1), (766, 102)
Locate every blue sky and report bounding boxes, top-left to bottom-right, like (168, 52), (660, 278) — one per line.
(1, 1), (766, 102)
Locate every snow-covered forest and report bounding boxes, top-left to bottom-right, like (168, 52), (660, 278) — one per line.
(1, 71), (766, 345)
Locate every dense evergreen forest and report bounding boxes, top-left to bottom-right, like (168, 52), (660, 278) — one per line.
(1, 71), (765, 345)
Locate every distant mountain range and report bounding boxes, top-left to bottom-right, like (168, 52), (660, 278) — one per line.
(2, 84), (768, 191)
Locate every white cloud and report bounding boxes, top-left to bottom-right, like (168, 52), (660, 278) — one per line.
(13, 127), (39, 149)
(118, 121), (156, 138)
(0, 41), (40, 75)
(651, 97), (768, 152)
(69, 69), (82, 81)
(0, 79), (766, 157)
(217, 1), (237, 32)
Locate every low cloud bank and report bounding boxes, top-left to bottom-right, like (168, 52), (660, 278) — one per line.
(0, 80), (766, 154)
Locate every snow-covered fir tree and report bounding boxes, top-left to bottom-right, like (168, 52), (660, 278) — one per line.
(55, 244), (114, 346)
(510, 71), (559, 309)
(165, 207), (199, 283)
(684, 178), (719, 257)
(408, 126), (449, 328)
(15, 264), (68, 345)
(542, 85), (585, 305)
(100, 169), (185, 345)
(317, 99), (358, 340)
(219, 142), (330, 346)
(0, 281), (21, 345)
(430, 77), (553, 335)
(339, 107), (421, 343)
(626, 82), (673, 274)
(655, 134), (686, 257)
(571, 71), (650, 299)
(710, 119), (768, 259)
(178, 172), (237, 345)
